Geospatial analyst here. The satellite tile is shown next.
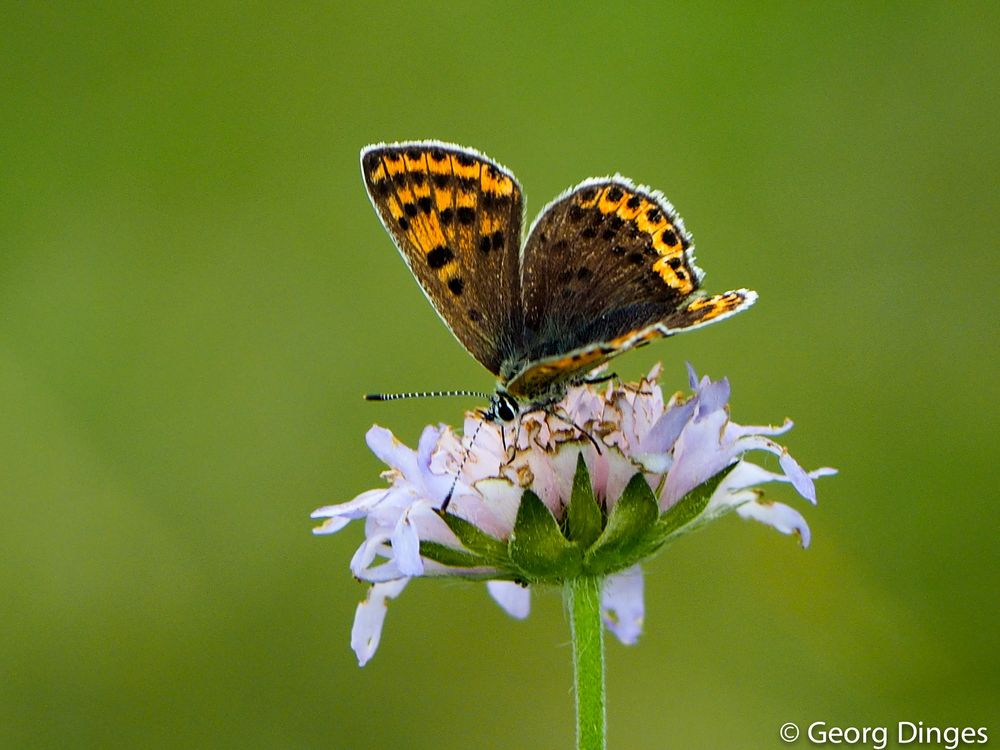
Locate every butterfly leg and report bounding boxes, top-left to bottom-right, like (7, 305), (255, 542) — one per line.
(582, 371), (618, 385)
(546, 407), (603, 455)
(500, 417), (518, 465)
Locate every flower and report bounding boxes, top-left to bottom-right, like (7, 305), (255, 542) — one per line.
(313, 364), (835, 665)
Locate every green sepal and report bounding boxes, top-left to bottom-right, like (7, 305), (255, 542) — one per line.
(509, 489), (583, 580)
(630, 463), (738, 560)
(419, 541), (491, 569)
(583, 472), (659, 575)
(566, 453), (603, 548)
(435, 509), (510, 566)
(655, 462), (735, 539)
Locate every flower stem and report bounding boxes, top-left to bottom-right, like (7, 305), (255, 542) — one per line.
(566, 576), (606, 750)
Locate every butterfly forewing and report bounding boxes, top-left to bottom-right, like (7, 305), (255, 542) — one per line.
(361, 141), (524, 376)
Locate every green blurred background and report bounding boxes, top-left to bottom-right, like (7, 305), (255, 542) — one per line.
(3, 3), (997, 748)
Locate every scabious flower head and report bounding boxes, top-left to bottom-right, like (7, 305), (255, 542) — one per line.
(313, 364), (835, 665)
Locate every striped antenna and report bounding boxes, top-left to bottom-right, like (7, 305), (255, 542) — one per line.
(364, 388), (511, 513)
(365, 389), (492, 402)
(440, 415), (490, 512)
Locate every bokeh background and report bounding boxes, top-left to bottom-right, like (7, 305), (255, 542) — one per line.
(3, 3), (997, 748)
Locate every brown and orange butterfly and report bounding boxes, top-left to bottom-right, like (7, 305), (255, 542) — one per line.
(361, 140), (756, 421)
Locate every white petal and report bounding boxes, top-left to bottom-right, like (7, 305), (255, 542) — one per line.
(311, 516), (352, 535)
(366, 425), (419, 476)
(707, 486), (760, 514)
(420, 560), (500, 577)
(391, 506), (425, 576)
(723, 460), (787, 490)
(734, 435), (817, 504)
(417, 424), (442, 466)
(349, 531), (391, 577)
(724, 460), (835, 500)
(487, 580), (531, 619)
(351, 578), (409, 666)
(357, 559), (407, 582)
(737, 499), (812, 548)
(779, 452), (817, 504)
(633, 451), (672, 474)
(311, 488), (387, 522)
(725, 418), (794, 440)
(602, 565), (645, 645)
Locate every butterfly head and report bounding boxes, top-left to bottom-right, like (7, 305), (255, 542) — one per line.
(486, 389), (519, 423)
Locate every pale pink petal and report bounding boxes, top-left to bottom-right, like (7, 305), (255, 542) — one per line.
(467, 479), (523, 538)
(661, 406), (731, 507)
(602, 450), (648, 509)
(639, 399), (695, 453)
(694, 377), (730, 418)
(686, 361), (700, 389)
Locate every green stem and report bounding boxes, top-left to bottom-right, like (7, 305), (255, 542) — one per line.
(566, 576), (606, 750)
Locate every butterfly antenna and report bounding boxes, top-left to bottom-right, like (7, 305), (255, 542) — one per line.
(440, 414), (488, 513)
(365, 389), (496, 513)
(365, 389), (492, 402)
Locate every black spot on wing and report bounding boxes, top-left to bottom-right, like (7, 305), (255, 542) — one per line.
(427, 245), (454, 269)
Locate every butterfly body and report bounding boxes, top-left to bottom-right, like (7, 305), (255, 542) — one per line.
(361, 140), (756, 415)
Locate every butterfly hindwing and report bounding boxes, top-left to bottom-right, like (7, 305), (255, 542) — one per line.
(507, 177), (753, 400)
(659, 288), (758, 332)
(361, 141), (523, 376)
(514, 178), (698, 363)
(506, 289), (757, 400)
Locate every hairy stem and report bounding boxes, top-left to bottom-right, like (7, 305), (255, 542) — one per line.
(566, 576), (606, 750)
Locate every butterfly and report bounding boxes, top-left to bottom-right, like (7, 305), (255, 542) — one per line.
(360, 140), (756, 422)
